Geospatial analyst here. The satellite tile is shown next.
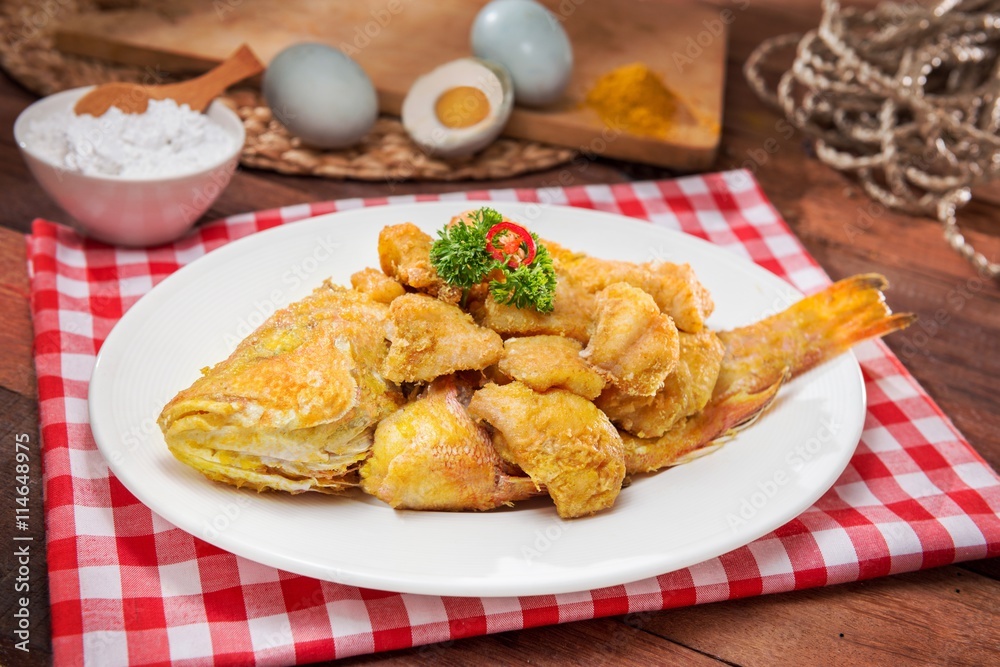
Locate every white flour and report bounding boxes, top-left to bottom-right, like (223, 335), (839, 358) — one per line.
(25, 99), (236, 178)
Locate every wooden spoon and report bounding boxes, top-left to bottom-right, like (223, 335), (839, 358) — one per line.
(74, 45), (264, 116)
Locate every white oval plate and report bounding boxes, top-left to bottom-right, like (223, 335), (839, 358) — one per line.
(89, 202), (864, 597)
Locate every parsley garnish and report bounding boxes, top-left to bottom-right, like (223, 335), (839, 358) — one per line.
(429, 207), (557, 313)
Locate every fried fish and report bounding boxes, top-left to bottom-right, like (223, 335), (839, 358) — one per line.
(158, 281), (403, 493)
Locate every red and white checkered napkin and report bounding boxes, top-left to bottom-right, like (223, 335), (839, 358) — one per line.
(29, 170), (1000, 666)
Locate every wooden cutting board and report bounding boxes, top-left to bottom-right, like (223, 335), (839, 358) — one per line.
(54, 0), (726, 170)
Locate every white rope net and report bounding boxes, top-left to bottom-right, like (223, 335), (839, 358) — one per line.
(745, 0), (1000, 279)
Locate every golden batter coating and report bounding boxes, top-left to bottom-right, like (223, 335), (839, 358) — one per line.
(468, 382), (626, 519)
(498, 335), (606, 400)
(597, 330), (725, 438)
(582, 282), (680, 397)
(350, 267), (405, 304)
(472, 270), (595, 342)
(377, 222), (462, 304)
(361, 376), (540, 511)
(621, 275), (915, 474)
(383, 293), (504, 383)
(161, 207), (913, 523)
(547, 240), (714, 333)
(472, 239), (712, 342)
(158, 282), (403, 493)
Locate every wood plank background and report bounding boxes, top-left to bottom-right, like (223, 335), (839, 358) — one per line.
(54, 0), (727, 168)
(0, 0), (996, 665)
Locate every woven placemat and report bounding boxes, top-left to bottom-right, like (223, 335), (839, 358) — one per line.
(1, 0), (575, 181)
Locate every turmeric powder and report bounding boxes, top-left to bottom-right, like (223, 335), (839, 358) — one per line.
(585, 63), (679, 138)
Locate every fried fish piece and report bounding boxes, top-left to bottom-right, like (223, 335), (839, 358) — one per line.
(468, 236), (588, 342)
(582, 282), (679, 396)
(361, 376), (541, 510)
(498, 335), (606, 400)
(597, 330), (725, 438)
(472, 239), (711, 342)
(350, 267), (405, 304)
(468, 382), (626, 518)
(378, 223), (462, 303)
(471, 270), (595, 342)
(158, 282), (403, 493)
(548, 240), (714, 333)
(622, 274), (916, 474)
(383, 293), (504, 383)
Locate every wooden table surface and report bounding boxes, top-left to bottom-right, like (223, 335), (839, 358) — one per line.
(1, 1), (998, 665)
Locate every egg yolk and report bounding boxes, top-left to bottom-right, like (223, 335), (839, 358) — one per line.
(434, 86), (491, 128)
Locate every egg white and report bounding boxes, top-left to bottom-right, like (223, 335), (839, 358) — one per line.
(402, 58), (514, 158)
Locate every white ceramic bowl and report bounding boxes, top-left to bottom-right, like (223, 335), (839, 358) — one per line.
(14, 86), (245, 247)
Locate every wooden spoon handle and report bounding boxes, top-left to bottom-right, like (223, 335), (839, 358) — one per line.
(154, 45), (264, 111)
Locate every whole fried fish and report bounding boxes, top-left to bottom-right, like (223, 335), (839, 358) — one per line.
(158, 281), (403, 493)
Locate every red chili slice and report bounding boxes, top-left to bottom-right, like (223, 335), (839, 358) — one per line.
(485, 221), (537, 268)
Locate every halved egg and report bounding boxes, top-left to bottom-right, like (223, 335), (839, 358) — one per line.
(402, 58), (514, 158)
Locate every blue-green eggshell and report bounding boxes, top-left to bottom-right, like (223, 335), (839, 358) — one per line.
(262, 43), (378, 149)
(471, 0), (573, 107)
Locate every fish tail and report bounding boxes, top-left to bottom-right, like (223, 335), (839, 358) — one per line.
(623, 375), (784, 474)
(715, 273), (914, 398)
